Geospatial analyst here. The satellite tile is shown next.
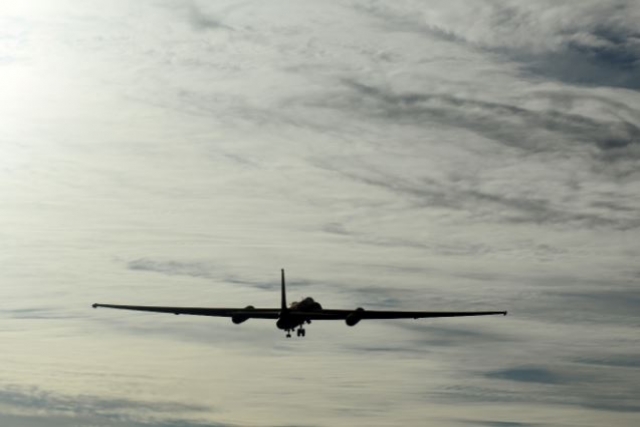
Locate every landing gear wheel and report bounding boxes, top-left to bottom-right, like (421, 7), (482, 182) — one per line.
(301, 329), (306, 337)
(286, 331), (291, 338)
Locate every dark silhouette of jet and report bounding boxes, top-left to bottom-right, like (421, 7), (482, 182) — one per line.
(93, 269), (507, 338)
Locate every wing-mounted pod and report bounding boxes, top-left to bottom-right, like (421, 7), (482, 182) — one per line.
(345, 307), (365, 326)
(232, 305), (255, 324)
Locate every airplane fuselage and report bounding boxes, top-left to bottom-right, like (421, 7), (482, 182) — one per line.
(276, 297), (321, 336)
(275, 314), (302, 331)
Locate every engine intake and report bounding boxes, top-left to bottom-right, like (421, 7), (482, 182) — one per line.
(345, 307), (365, 327)
(232, 305), (255, 324)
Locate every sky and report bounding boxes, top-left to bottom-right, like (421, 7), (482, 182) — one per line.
(1, 0), (639, 426)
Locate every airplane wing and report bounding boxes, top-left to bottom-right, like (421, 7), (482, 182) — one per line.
(296, 309), (507, 321)
(92, 303), (280, 319)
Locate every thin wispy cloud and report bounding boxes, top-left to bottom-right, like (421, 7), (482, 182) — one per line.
(361, 0), (640, 89)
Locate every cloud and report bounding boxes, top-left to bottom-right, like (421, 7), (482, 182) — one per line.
(0, 307), (81, 320)
(400, 323), (513, 347)
(296, 76), (640, 234)
(317, 158), (640, 231)
(464, 422), (538, 427)
(0, 413), (234, 427)
(186, 2), (233, 32)
(127, 259), (216, 280)
(0, 385), (219, 427)
(434, 365), (640, 414)
(2, 1), (640, 426)
(126, 258), (318, 291)
(552, 289), (640, 324)
(339, 79), (640, 158)
(486, 367), (568, 384)
(359, 0), (640, 89)
(575, 354), (640, 369)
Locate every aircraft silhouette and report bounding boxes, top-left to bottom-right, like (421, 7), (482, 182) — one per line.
(93, 269), (507, 338)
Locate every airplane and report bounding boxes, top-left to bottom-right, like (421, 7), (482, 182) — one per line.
(92, 269), (507, 338)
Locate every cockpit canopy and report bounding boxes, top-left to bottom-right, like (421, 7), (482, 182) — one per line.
(289, 297), (322, 311)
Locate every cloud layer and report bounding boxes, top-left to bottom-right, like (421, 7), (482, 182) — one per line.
(1, 0), (639, 426)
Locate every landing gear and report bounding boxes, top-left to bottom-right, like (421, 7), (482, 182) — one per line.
(283, 326), (307, 338)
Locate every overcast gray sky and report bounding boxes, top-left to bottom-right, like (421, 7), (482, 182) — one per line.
(1, 0), (639, 426)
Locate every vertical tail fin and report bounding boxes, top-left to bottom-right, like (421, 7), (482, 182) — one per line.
(281, 269), (287, 312)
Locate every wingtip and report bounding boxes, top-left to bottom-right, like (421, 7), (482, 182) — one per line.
(92, 303), (98, 309)
(504, 311), (508, 316)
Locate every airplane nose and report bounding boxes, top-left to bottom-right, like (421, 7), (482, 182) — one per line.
(276, 315), (295, 330)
